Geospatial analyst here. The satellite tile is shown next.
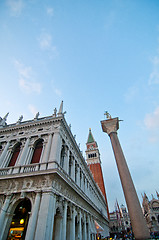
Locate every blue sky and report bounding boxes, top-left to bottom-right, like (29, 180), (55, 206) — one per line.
(0, 0), (159, 211)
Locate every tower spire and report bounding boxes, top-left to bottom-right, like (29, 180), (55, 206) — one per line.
(58, 100), (63, 115)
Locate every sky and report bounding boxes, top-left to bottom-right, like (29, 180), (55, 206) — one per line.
(0, 0), (159, 211)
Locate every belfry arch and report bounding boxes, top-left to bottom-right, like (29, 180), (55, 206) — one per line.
(7, 198), (31, 240)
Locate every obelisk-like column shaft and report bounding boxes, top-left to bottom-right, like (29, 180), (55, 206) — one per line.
(101, 118), (150, 240)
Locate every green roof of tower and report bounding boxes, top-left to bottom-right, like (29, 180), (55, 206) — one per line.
(87, 128), (95, 143)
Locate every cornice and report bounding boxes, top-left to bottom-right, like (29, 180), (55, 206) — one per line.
(0, 115), (63, 134)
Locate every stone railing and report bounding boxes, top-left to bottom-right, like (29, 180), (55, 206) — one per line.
(0, 161), (58, 176)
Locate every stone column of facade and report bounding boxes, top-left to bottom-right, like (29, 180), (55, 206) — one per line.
(77, 165), (81, 187)
(2, 150), (12, 167)
(40, 134), (52, 165)
(0, 194), (12, 240)
(17, 138), (30, 165)
(86, 180), (89, 198)
(78, 209), (82, 240)
(48, 131), (62, 168)
(15, 143), (23, 166)
(61, 200), (68, 240)
(25, 146), (34, 165)
(87, 214), (91, 240)
(25, 192), (41, 240)
(54, 215), (62, 240)
(0, 141), (10, 167)
(101, 117), (150, 240)
(65, 147), (69, 174)
(34, 191), (56, 240)
(82, 173), (85, 192)
(71, 205), (76, 240)
(71, 156), (75, 181)
(83, 212), (87, 239)
(83, 176), (86, 193)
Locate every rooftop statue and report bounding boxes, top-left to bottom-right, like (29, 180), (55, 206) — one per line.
(0, 112), (9, 127)
(34, 112), (40, 120)
(104, 111), (112, 119)
(17, 115), (23, 124)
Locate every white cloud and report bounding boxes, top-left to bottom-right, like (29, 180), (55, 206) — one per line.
(28, 104), (38, 117)
(38, 32), (58, 58)
(148, 56), (159, 85)
(46, 7), (54, 17)
(19, 79), (41, 94)
(144, 106), (159, 130)
(14, 60), (42, 94)
(7, 0), (24, 16)
(39, 33), (52, 50)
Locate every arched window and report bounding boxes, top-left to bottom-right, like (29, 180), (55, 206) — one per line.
(60, 146), (65, 168)
(7, 198), (31, 239)
(69, 153), (72, 176)
(8, 142), (22, 167)
(31, 139), (43, 164)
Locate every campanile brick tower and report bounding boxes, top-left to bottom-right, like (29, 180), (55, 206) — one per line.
(86, 129), (109, 218)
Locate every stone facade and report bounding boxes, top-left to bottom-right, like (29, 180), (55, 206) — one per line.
(0, 103), (109, 240)
(109, 203), (131, 238)
(142, 192), (159, 235)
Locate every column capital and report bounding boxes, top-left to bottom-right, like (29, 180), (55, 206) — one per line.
(101, 117), (119, 135)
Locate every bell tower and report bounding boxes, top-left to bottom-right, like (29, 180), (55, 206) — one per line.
(86, 128), (109, 218)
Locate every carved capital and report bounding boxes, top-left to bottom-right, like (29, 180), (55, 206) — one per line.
(101, 117), (119, 135)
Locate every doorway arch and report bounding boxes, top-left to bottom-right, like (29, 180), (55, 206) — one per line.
(7, 198), (31, 240)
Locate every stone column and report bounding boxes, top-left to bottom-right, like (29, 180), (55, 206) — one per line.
(0, 194), (12, 239)
(71, 205), (76, 240)
(87, 215), (91, 240)
(41, 134), (52, 163)
(26, 147), (34, 165)
(83, 213), (87, 239)
(34, 191), (56, 240)
(101, 117), (150, 240)
(54, 215), (62, 240)
(0, 141), (10, 167)
(2, 150), (12, 167)
(61, 200), (67, 240)
(25, 192), (41, 240)
(78, 210), (82, 240)
(77, 165), (80, 187)
(48, 131), (62, 167)
(18, 138), (30, 165)
(71, 157), (75, 181)
(65, 147), (70, 174)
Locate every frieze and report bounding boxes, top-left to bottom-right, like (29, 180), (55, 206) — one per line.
(0, 175), (54, 194)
